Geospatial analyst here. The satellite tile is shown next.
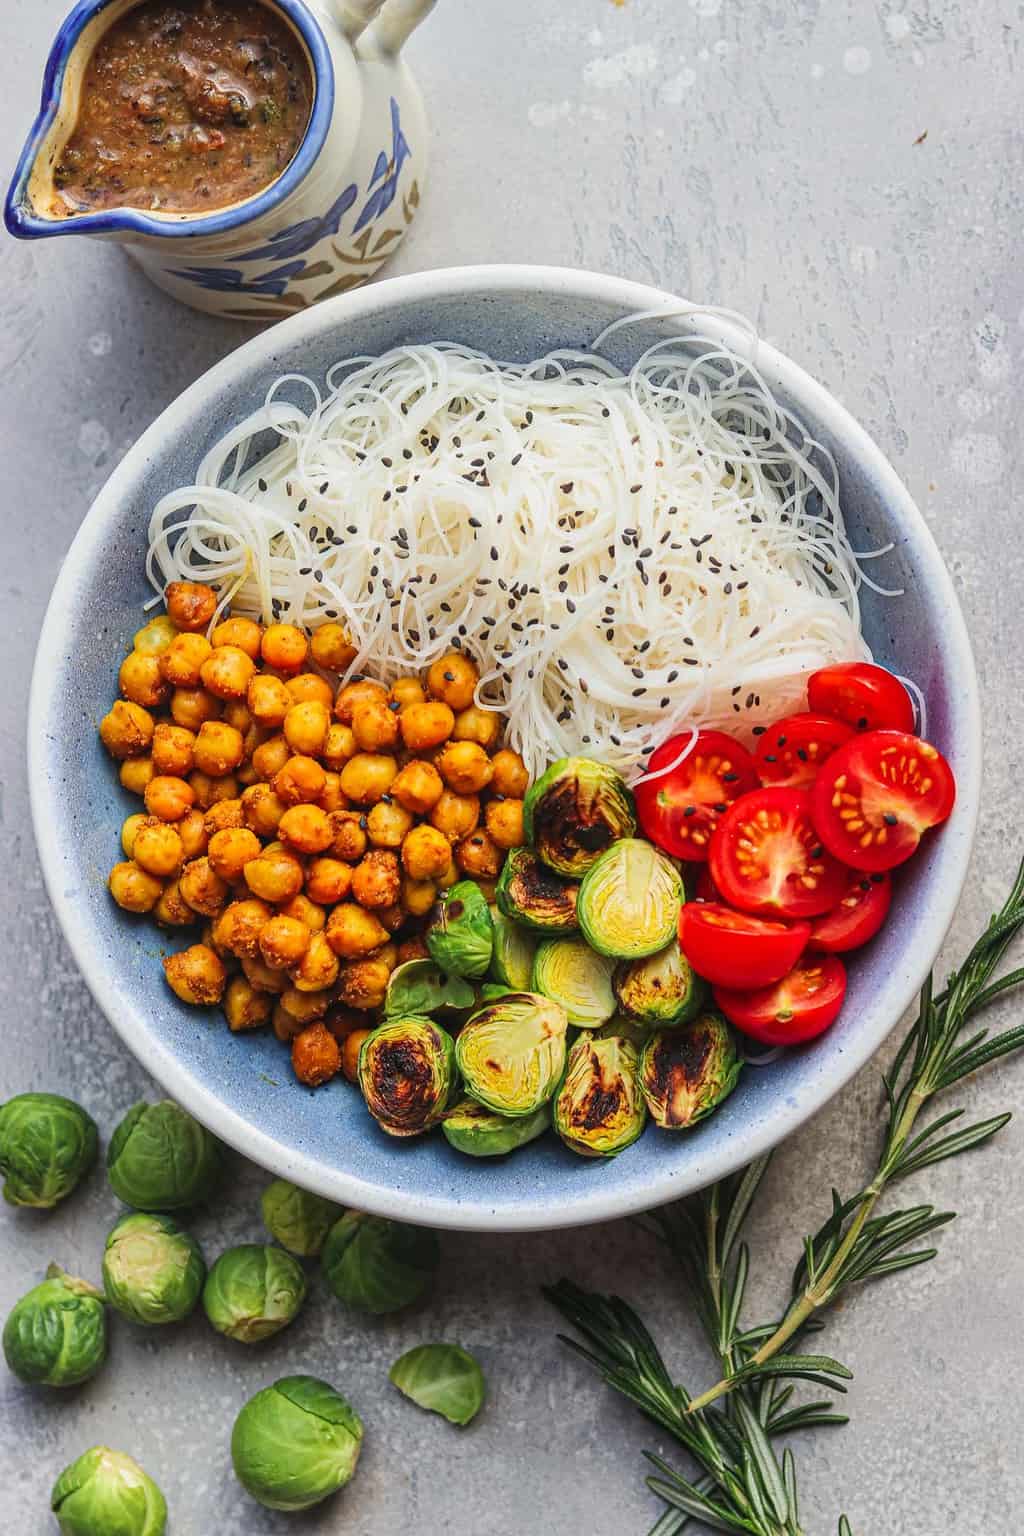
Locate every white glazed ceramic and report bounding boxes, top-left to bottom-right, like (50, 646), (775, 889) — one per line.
(5, 0), (432, 319)
(28, 267), (982, 1232)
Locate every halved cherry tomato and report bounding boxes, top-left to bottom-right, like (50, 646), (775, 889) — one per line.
(807, 662), (915, 733)
(811, 730), (956, 873)
(808, 871), (891, 953)
(679, 902), (811, 989)
(714, 955), (847, 1045)
(635, 730), (759, 861)
(709, 786), (850, 919)
(755, 712), (854, 789)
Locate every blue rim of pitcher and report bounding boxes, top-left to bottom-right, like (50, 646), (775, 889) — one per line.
(4, 0), (335, 242)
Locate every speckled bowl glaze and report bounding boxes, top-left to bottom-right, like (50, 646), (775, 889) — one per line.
(28, 266), (980, 1232)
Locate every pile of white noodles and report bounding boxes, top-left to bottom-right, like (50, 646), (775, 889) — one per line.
(147, 323), (886, 780)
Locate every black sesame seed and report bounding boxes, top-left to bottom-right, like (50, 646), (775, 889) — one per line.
(884, 813), (899, 826)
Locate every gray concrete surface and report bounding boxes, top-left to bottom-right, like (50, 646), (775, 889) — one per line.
(2, 0), (1023, 1530)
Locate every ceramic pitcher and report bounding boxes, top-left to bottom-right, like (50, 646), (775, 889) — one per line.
(5, 0), (433, 320)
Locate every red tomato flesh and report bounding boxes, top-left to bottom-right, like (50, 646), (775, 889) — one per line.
(755, 712), (854, 790)
(808, 871), (891, 954)
(680, 902), (811, 989)
(692, 864), (721, 903)
(714, 955), (848, 1045)
(709, 786), (850, 919)
(811, 730), (956, 873)
(807, 662), (915, 734)
(635, 730), (759, 861)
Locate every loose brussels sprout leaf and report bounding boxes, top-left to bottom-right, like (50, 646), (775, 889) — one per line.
(442, 1097), (549, 1158)
(478, 983), (514, 1002)
(554, 1034), (647, 1158)
(322, 1211), (440, 1313)
(3, 1264), (106, 1387)
(455, 993), (568, 1118)
(0, 1092), (98, 1209)
(496, 847), (579, 933)
(231, 1374), (363, 1512)
(489, 908), (539, 990)
(202, 1244), (307, 1342)
(107, 1100), (221, 1211)
(524, 756), (637, 877)
(260, 1180), (341, 1258)
(52, 1447), (167, 1536)
(577, 839), (683, 959)
(358, 1017), (456, 1138)
(613, 939), (707, 1028)
(426, 880), (494, 979)
(531, 936), (617, 1028)
(102, 1212), (205, 1326)
(639, 1011), (741, 1129)
(384, 960), (475, 1019)
(389, 1343), (485, 1426)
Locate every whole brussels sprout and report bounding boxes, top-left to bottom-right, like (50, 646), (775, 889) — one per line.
(358, 1017), (456, 1138)
(531, 936), (617, 1027)
(3, 1264), (106, 1387)
(232, 1375), (363, 1511)
(426, 880), (494, 979)
(554, 1034), (647, 1157)
(524, 756), (636, 877)
(489, 908), (538, 990)
(322, 1211), (439, 1314)
(613, 938), (706, 1029)
(384, 960), (475, 1019)
(639, 1011), (741, 1129)
(51, 1447), (167, 1536)
(261, 1179), (341, 1258)
(496, 847), (579, 933)
(442, 1097), (549, 1158)
(102, 1212), (205, 1326)
(203, 1244), (307, 1342)
(455, 993), (567, 1118)
(0, 1092), (98, 1209)
(107, 1101), (221, 1211)
(577, 839), (683, 959)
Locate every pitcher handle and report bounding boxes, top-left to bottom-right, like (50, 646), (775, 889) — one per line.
(374, 0), (438, 54)
(332, 0), (388, 42)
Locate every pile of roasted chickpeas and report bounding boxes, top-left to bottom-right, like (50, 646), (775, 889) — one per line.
(100, 580), (529, 1090)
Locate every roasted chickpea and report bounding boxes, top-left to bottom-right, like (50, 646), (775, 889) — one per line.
(200, 645), (256, 701)
(119, 756), (156, 796)
(164, 942), (226, 1005)
(339, 752), (397, 806)
(351, 849), (401, 909)
(476, 878), (498, 903)
(399, 700), (455, 754)
(132, 820), (183, 878)
(119, 650), (168, 709)
(177, 807), (209, 861)
(390, 759), (444, 816)
(305, 857), (353, 906)
(324, 1005), (365, 1041)
(241, 954), (288, 994)
(169, 687), (222, 732)
(286, 672), (334, 709)
(213, 898), (272, 959)
(179, 856), (230, 917)
(204, 798), (244, 834)
(235, 761), (259, 789)
(291, 1021), (341, 1086)
(366, 799), (413, 849)
(341, 1028), (371, 1082)
(108, 860), (163, 913)
(151, 722), (195, 777)
(389, 676), (426, 710)
(401, 823), (453, 881)
(222, 700), (253, 733)
(252, 733), (291, 782)
(283, 699), (331, 757)
(491, 748), (529, 798)
(325, 903), (389, 958)
(144, 774), (195, 823)
(207, 827), (262, 882)
(160, 632), (212, 688)
(133, 615), (177, 656)
(429, 788), (480, 842)
(452, 705), (501, 750)
(328, 809), (368, 862)
(188, 771), (239, 810)
(259, 914), (310, 971)
(193, 720), (245, 778)
(336, 958), (390, 1012)
(247, 673), (292, 728)
(396, 935), (430, 966)
(274, 755), (327, 806)
(278, 893), (326, 931)
(153, 878), (196, 928)
(166, 581), (217, 633)
(375, 904), (405, 935)
(334, 678), (388, 724)
(427, 651), (479, 711)
(370, 940), (400, 974)
(243, 846), (305, 904)
(289, 931), (340, 993)
(278, 803), (333, 855)
(100, 700), (154, 759)
(120, 812), (148, 858)
(318, 771), (346, 815)
(212, 615), (263, 659)
(321, 722), (357, 770)
(485, 797), (525, 849)
(261, 623), (308, 673)
(242, 783), (286, 838)
(456, 828), (503, 880)
(310, 622), (357, 672)
(279, 987), (331, 1023)
(223, 975), (272, 1032)
(437, 740), (493, 795)
(273, 1002), (304, 1042)
(351, 699), (400, 753)
(400, 874), (437, 917)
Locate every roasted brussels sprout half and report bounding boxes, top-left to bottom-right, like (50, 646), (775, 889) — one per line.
(496, 847), (579, 933)
(524, 756), (636, 877)
(442, 1097), (549, 1157)
(322, 1211), (440, 1313)
(358, 1017), (456, 1138)
(531, 936), (617, 1027)
(232, 1375), (363, 1511)
(389, 1343), (485, 1425)
(489, 908), (539, 990)
(51, 1447), (167, 1536)
(261, 1179), (341, 1258)
(455, 993), (567, 1118)
(425, 880), (494, 979)
(202, 1244), (307, 1342)
(0, 1092), (98, 1209)
(554, 1034), (647, 1157)
(102, 1212), (205, 1326)
(639, 1011), (741, 1129)
(613, 938), (706, 1028)
(3, 1264), (106, 1387)
(594, 1014), (652, 1050)
(577, 839), (683, 958)
(384, 959), (475, 1018)
(107, 1100), (221, 1211)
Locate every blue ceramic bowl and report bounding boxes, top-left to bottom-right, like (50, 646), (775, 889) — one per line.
(29, 267), (980, 1231)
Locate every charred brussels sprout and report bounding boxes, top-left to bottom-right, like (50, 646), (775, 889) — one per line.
(524, 756), (636, 877)
(232, 1375), (363, 1511)
(102, 1212), (205, 1326)
(531, 936), (616, 1028)
(454, 993), (567, 1118)
(425, 881), (494, 979)
(384, 960), (475, 1019)
(107, 1100), (221, 1211)
(0, 1092), (98, 1209)
(389, 1343), (485, 1426)
(358, 1017), (456, 1138)
(51, 1447), (167, 1536)
(3, 1264), (106, 1387)
(202, 1244), (307, 1342)
(496, 847), (579, 934)
(554, 1034), (647, 1157)
(490, 908), (539, 990)
(322, 1211), (439, 1313)
(639, 1011), (741, 1129)
(613, 939), (706, 1029)
(442, 1097), (549, 1157)
(577, 839), (683, 959)
(261, 1180), (341, 1258)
